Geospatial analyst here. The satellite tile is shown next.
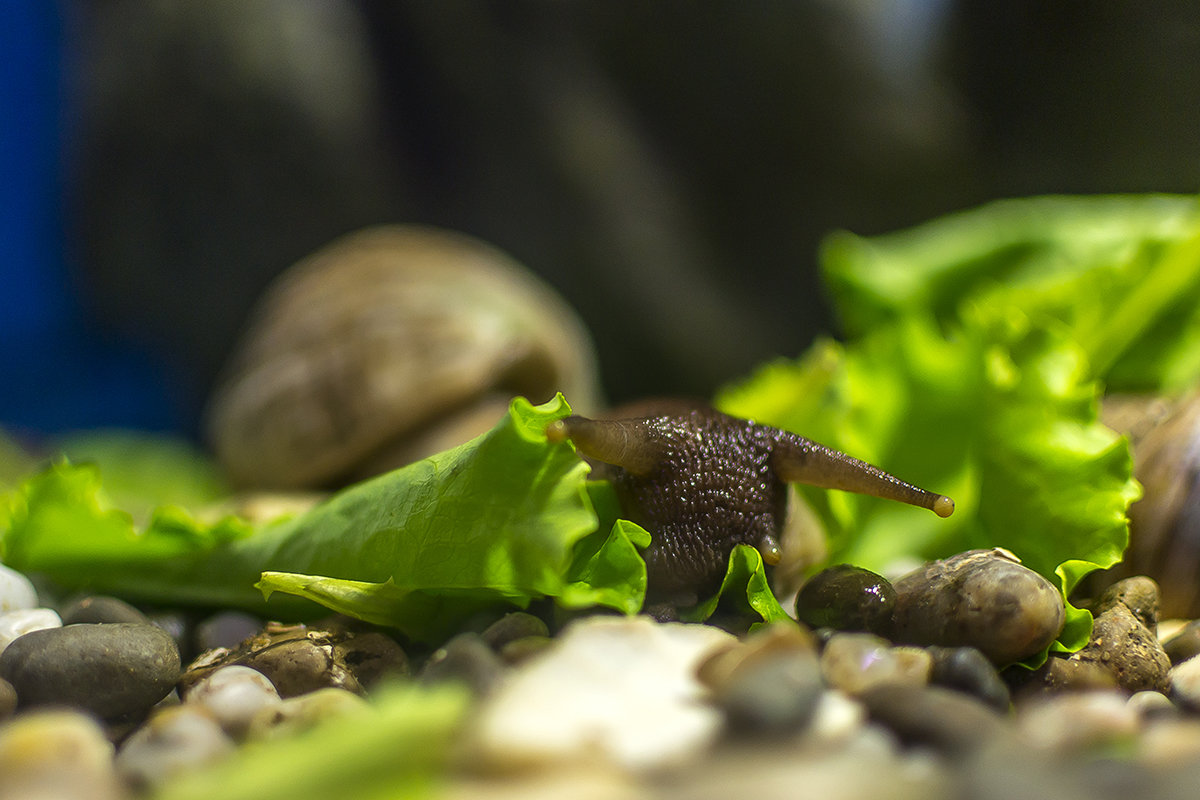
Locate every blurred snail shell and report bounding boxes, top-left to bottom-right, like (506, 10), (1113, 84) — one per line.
(206, 224), (602, 489)
(1101, 392), (1200, 619)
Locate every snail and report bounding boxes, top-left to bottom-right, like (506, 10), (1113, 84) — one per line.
(547, 402), (954, 608)
(1101, 391), (1200, 618)
(206, 224), (602, 490)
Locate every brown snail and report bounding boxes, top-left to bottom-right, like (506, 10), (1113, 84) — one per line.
(207, 224), (601, 490)
(1101, 391), (1200, 618)
(547, 402), (954, 607)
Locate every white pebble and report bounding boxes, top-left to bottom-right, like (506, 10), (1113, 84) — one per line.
(1016, 691), (1139, 753)
(0, 565), (38, 613)
(819, 634), (932, 696)
(0, 608), (62, 655)
(185, 665), (281, 738)
(1170, 654), (1200, 712)
(116, 704), (235, 790)
(474, 615), (734, 771)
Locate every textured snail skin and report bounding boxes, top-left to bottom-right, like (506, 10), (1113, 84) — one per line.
(548, 404), (953, 608)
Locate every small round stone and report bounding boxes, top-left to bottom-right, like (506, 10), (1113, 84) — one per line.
(331, 630), (408, 687)
(185, 665), (281, 738)
(192, 610), (262, 652)
(0, 564), (38, 613)
(1127, 690), (1177, 720)
(0, 622), (180, 720)
(1162, 619), (1200, 666)
(480, 612), (550, 651)
(891, 549), (1065, 665)
(1016, 691), (1140, 754)
(1095, 576), (1161, 632)
(239, 636), (335, 697)
(0, 608), (62, 655)
(0, 710), (121, 800)
(819, 633), (932, 696)
(926, 646), (1011, 711)
(1169, 654), (1200, 712)
(60, 595), (149, 626)
(115, 704), (235, 790)
(419, 632), (505, 698)
(245, 686), (369, 741)
(859, 683), (1005, 756)
(794, 564), (896, 636)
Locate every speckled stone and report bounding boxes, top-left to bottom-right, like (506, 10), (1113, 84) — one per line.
(819, 633), (932, 696)
(0, 622), (179, 720)
(60, 595), (149, 626)
(185, 664), (281, 738)
(0, 710), (121, 800)
(891, 549), (1065, 666)
(0, 565), (38, 614)
(1096, 576), (1161, 632)
(1064, 603), (1171, 693)
(115, 703), (235, 790)
(0, 607), (62, 654)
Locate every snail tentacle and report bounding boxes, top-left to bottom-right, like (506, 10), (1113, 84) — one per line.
(771, 432), (954, 517)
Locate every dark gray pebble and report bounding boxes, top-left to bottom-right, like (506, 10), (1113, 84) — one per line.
(480, 612), (550, 651)
(713, 649), (824, 735)
(858, 683), (1005, 756)
(193, 611), (262, 652)
(794, 564), (896, 636)
(926, 646), (1011, 711)
(0, 623), (180, 720)
(419, 632), (505, 697)
(60, 596), (149, 626)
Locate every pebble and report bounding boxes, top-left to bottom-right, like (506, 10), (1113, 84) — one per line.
(794, 564), (896, 636)
(698, 622), (824, 734)
(480, 611), (550, 651)
(245, 686), (369, 741)
(115, 703), (235, 790)
(181, 622), (397, 697)
(0, 607), (62, 654)
(473, 615), (733, 771)
(1015, 690), (1140, 754)
(891, 548), (1065, 665)
(819, 632), (932, 696)
(0, 564), (39, 613)
(1127, 690), (1178, 720)
(1063, 603), (1171, 693)
(185, 664), (281, 738)
(419, 632), (506, 697)
(858, 683), (1006, 756)
(0, 709), (121, 800)
(1169, 654), (1200, 712)
(1161, 619), (1200, 666)
(926, 646), (1011, 711)
(1097, 576), (1161, 632)
(60, 594), (149, 625)
(498, 634), (554, 664)
(0, 622), (179, 720)
(192, 610), (262, 652)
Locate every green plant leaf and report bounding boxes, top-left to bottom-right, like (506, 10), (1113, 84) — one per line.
(1, 395), (646, 642)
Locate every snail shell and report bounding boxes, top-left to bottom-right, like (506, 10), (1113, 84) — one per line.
(1101, 392), (1200, 618)
(206, 224), (601, 489)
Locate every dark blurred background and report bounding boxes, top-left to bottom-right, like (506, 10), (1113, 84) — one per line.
(4, 1), (1200, 440)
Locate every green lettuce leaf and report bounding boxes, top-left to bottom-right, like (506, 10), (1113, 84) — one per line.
(0, 395), (648, 642)
(681, 544), (792, 626)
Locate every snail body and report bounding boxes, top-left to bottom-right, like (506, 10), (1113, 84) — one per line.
(548, 404), (954, 607)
